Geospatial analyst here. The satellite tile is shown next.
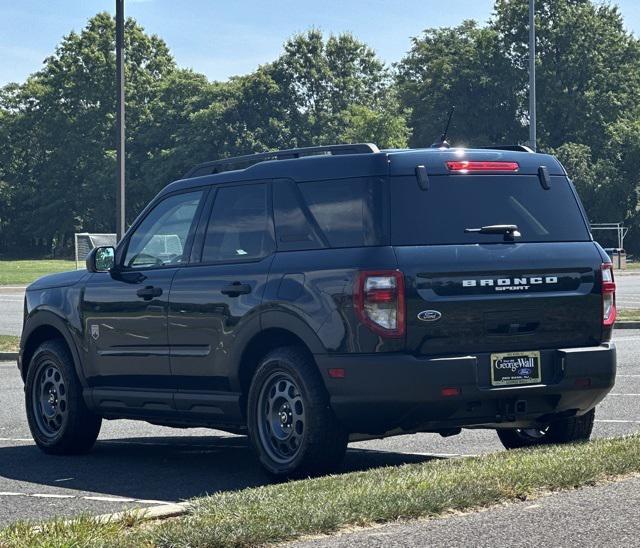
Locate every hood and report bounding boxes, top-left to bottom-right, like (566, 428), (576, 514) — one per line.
(27, 269), (90, 291)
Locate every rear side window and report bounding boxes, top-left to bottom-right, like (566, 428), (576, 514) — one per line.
(390, 175), (590, 245)
(273, 177), (385, 250)
(202, 184), (273, 262)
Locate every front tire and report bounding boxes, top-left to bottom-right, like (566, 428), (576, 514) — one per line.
(497, 408), (595, 449)
(25, 340), (102, 455)
(247, 347), (348, 477)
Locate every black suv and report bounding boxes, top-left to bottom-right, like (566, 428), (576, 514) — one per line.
(19, 143), (616, 476)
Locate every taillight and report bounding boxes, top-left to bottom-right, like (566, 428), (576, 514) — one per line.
(354, 271), (405, 338)
(446, 161), (519, 173)
(602, 263), (616, 327)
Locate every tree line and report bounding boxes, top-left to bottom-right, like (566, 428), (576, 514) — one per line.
(0, 0), (639, 257)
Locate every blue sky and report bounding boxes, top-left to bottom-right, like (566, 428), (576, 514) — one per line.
(1, 0), (639, 86)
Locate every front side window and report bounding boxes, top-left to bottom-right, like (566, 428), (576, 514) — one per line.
(124, 191), (204, 268)
(202, 184), (273, 263)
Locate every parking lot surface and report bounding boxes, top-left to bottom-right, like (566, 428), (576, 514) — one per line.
(0, 330), (637, 526)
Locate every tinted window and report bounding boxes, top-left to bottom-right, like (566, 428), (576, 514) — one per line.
(273, 180), (325, 251)
(391, 175), (590, 245)
(124, 191), (203, 268)
(273, 177), (385, 250)
(202, 184), (272, 262)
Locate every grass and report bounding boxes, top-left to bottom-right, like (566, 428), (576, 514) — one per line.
(2, 435), (640, 547)
(617, 309), (640, 322)
(0, 335), (19, 353)
(0, 260), (75, 286)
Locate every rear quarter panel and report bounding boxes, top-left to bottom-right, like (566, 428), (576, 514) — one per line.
(263, 247), (403, 354)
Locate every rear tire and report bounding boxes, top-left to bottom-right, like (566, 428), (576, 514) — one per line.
(25, 340), (102, 455)
(497, 408), (595, 449)
(247, 346), (348, 477)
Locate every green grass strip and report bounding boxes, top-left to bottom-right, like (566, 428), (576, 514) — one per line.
(617, 309), (640, 322)
(2, 435), (640, 547)
(0, 335), (19, 353)
(0, 260), (75, 286)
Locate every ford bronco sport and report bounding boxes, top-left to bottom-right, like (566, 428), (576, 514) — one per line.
(19, 143), (616, 476)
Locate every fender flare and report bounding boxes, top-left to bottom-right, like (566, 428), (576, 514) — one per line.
(21, 309), (88, 387)
(260, 309), (326, 355)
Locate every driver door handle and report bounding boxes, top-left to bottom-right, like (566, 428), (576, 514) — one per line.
(221, 282), (252, 297)
(136, 286), (163, 300)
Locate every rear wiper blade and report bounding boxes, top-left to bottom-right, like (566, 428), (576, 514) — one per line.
(464, 224), (521, 242)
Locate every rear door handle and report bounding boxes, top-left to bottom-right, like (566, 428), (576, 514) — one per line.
(136, 286), (163, 300)
(221, 282), (252, 297)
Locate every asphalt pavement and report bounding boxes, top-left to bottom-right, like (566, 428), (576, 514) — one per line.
(0, 330), (638, 527)
(616, 270), (640, 309)
(290, 476), (640, 547)
(0, 286), (23, 337)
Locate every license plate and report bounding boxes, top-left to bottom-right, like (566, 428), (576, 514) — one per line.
(491, 351), (541, 386)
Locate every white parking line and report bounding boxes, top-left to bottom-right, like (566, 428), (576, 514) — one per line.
(0, 491), (172, 505)
(31, 494), (75, 499)
(0, 437), (32, 442)
(83, 496), (136, 503)
(607, 393), (640, 397)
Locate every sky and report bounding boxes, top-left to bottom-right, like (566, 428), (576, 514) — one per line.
(1, 0), (639, 86)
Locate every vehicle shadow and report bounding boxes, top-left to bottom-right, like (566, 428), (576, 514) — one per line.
(0, 435), (439, 503)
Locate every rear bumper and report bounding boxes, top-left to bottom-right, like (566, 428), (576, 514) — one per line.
(317, 343), (616, 434)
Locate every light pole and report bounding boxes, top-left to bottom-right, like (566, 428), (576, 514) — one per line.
(115, 0), (126, 241)
(528, 0), (537, 152)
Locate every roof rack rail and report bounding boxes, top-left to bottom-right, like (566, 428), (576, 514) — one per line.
(478, 145), (535, 153)
(184, 143), (380, 178)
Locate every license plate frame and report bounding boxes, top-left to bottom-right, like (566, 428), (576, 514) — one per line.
(490, 351), (541, 387)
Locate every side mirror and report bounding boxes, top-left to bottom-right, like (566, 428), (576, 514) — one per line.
(86, 246), (116, 273)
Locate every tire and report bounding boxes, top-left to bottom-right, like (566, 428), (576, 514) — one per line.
(497, 408), (595, 450)
(25, 339), (102, 455)
(247, 346), (348, 477)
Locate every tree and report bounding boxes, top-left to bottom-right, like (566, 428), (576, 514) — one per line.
(271, 30), (409, 147)
(396, 21), (523, 148)
(0, 13), (175, 254)
(159, 30), (410, 173)
(492, 0), (640, 150)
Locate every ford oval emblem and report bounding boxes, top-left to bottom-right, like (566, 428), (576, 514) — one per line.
(417, 310), (442, 322)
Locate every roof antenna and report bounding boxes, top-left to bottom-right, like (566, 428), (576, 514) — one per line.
(431, 106), (455, 149)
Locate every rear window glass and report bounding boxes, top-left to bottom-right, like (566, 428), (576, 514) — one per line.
(390, 175), (590, 245)
(274, 177), (385, 250)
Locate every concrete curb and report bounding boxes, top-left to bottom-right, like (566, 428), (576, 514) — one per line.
(0, 352), (17, 361)
(615, 322), (640, 329)
(29, 502), (191, 534)
(91, 502), (191, 525)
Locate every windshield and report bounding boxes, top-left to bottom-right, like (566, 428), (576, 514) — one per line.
(390, 174), (590, 245)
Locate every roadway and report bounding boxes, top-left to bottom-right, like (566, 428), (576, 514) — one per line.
(0, 330), (638, 526)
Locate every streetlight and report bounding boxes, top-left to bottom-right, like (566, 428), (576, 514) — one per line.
(115, 0), (125, 241)
(528, 0), (537, 152)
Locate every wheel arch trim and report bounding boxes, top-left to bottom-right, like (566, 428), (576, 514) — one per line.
(20, 310), (87, 387)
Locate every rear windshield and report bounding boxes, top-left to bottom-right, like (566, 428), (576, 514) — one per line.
(390, 175), (590, 245)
